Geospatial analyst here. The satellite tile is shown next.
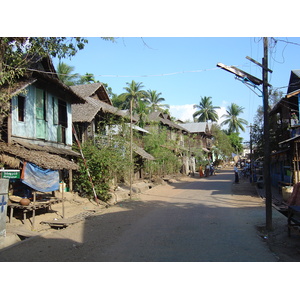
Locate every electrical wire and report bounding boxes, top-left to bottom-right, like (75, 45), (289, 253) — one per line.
(26, 66), (221, 79)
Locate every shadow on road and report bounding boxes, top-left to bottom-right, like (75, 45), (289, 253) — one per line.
(2, 169), (300, 262)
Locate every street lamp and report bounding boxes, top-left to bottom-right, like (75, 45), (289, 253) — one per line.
(217, 38), (273, 231)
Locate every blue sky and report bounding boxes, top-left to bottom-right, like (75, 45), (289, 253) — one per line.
(3, 2), (299, 143)
(52, 37), (300, 141)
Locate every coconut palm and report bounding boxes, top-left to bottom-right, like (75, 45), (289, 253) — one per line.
(220, 103), (248, 133)
(134, 97), (150, 128)
(57, 62), (80, 86)
(78, 73), (96, 84)
(145, 89), (169, 112)
(193, 96), (220, 122)
(120, 80), (147, 110)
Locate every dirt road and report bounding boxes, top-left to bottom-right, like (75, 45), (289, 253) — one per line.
(1, 169), (289, 262)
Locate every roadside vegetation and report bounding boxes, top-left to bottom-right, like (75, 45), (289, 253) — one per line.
(1, 37), (251, 202)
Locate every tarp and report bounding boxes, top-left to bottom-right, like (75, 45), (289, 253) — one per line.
(21, 162), (59, 192)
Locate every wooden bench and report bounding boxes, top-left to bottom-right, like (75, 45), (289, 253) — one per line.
(8, 198), (62, 229)
(288, 206), (300, 237)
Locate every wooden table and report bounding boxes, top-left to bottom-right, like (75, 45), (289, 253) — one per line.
(8, 198), (62, 229)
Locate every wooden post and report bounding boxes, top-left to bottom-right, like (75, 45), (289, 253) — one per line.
(69, 169), (73, 192)
(62, 181), (65, 218)
(32, 191), (36, 230)
(263, 37), (272, 231)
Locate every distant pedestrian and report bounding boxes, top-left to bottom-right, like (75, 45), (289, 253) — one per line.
(199, 165), (204, 178)
(234, 164), (239, 183)
(189, 154), (196, 176)
(205, 164), (210, 177)
(210, 164), (215, 176)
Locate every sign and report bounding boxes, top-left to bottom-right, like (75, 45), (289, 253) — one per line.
(0, 170), (20, 179)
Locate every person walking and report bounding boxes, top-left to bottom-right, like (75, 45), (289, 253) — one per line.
(189, 154), (196, 176)
(234, 164), (239, 183)
(199, 165), (204, 178)
(205, 164), (210, 177)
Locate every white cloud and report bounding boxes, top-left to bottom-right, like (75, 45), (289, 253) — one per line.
(170, 104), (227, 125)
(169, 104), (196, 122)
(216, 107), (227, 125)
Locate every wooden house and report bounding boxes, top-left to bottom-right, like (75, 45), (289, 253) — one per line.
(269, 70), (300, 187)
(145, 111), (188, 150)
(70, 83), (129, 143)
(179, 122), (213, 159)
(71, 83), (154, 181)
(0, 56), (84, 194)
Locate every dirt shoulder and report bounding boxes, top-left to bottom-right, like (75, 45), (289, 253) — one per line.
(232, 176), (300, 262)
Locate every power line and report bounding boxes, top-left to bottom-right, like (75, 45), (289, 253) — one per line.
(27, 66), (221, 78)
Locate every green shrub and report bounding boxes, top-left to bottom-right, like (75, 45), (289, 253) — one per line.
(73, 140), (131, 201)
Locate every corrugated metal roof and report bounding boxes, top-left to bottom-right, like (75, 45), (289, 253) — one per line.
(179, 122), (208, 133)
(132, 143), (155, 160)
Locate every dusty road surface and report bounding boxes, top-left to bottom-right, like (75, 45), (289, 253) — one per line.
(0, 169), (280, 262)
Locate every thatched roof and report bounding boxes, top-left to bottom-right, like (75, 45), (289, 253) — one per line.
(0, 141), (79, 170)
(147, 111), (187, 131)
(0, 56), (85, 104)
(72, 96), (128, 123)
(70, 83), (112, 105)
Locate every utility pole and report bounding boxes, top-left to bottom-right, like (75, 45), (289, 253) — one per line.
(263, 37), (272, 231)
(130, 98), (133, 200)
(217, 37), (273, 231)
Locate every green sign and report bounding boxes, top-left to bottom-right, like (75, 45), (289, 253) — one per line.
(1, 170), (20, 179)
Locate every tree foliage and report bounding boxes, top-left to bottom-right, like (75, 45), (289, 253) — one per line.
(119, 80), (147, 110)
(145, 89), (169, 112)
(193, 96), (219, 122)
(73, 137), (131, 201)
(220, 103), (248, 133)
(143, 128), (181, 176)
(211, 124), (234, 158)
(57, 62), (80, 86)
(0, 37), (89, 125)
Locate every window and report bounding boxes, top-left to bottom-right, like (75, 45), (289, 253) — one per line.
(36, 89), (46, 121)
(18, 95), (25, 121)
(56, 99), (68, 144)
(53, 97), (68, 127)
(58, 99), (68, 128)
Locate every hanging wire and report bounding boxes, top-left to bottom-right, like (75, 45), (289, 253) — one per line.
(26, 66), (221, 79)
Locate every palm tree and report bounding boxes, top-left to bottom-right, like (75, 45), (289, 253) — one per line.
(134, 97), (150, 128)
(193, 96), (220, 122)
(220, 103), (248, 133)
(145, 90), (169, 112)
(120, 80), (147, 110)
(78, 73), (97, 84)
(57, 62), (80, 86)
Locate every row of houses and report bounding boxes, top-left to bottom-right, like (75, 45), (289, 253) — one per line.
(0, 56), (214, 200)
(267, 70), (300, 191)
